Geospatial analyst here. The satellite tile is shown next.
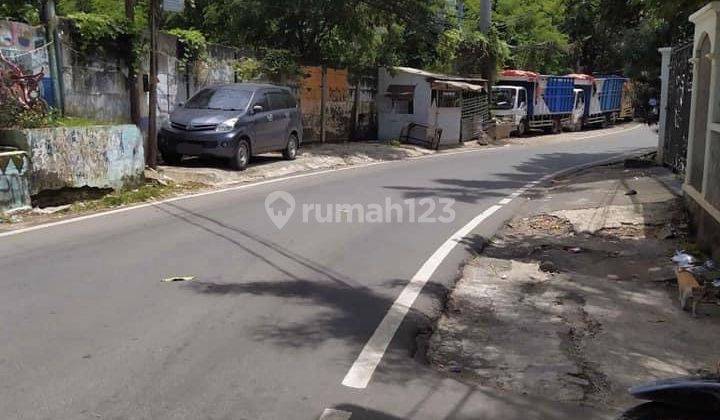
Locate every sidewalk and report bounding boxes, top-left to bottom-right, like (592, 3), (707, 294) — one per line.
(154, 140), (489, 186)
(154, 123), (641, 187)
(426, 160), (720, 416)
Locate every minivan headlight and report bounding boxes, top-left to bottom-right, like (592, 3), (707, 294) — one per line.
(216, 117), (239, 132)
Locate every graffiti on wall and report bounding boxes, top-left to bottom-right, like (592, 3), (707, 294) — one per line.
(0, 20), (47, 71)
(0, 151), (31, 213)
(299, 66), (376, 142)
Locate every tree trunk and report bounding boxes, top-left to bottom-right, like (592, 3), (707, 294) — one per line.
(126, 0), (140, 126)
(320, 64), (327, 143)
(351, 78), (361, 141)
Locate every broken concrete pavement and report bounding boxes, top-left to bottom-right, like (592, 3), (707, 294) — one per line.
(427, 162), (720, 416)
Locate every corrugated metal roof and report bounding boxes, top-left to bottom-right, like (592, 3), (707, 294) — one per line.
(391, 66), (486, 83)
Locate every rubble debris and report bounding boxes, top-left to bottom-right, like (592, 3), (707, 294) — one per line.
(31, 204), (71, 215)
(624, 157), (656, 168)
(657, 224), (677, 240)
(672, 251), (696, 268)
(540, 260), (559, 273)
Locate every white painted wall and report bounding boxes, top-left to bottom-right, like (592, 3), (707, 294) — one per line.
(377, 68), (432, 141)
(434, 107), (462, 142)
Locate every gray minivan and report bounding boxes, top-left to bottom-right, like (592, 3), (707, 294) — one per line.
(159, 83), (302, 170)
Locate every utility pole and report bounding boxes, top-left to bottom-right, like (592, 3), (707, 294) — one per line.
(42, 0), (64, 115)
(147, 0), (159, 168)
(479, 0), (492, 33)
(125, 0), (140, 127)
(479, 0), (495, 99)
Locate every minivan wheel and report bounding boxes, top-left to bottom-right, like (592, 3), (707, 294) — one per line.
(283, 134), (298, 160)
(231, 139), (250, 171)
(161, 150), (182, 165)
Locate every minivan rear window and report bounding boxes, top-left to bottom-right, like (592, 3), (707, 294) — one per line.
(185, 87), (252, 111)
(266, 91), (287, 111)
(283, 91), (297, 108)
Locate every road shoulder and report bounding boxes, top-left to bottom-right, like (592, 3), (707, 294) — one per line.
(425, 161), (720, 415)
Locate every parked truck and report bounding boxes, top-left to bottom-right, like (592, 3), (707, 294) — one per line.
(566, 74), (628, 128)
(491, 70), (577, 135)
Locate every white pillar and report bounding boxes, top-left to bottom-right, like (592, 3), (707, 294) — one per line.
(657, 47), (672, 164)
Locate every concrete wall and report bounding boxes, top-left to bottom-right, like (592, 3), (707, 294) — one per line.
(153, 33), (239, 131)
(685, 2), (720, 259)
(57, 22), (239, 127)
(0, 125), (144, 194)
(377, 68), (432, 141)
(0, 151), (31, 213)
(59, 20), (131, 122)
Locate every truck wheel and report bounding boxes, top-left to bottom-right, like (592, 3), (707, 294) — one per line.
(601, 116), (609, 129)
(552, 120), (562, 134)
(610, 112), (618, 125)
(231, 139), (250, 171)
(516, 120), (527, 136)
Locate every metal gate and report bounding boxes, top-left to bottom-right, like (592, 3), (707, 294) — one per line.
(663, 42), (693, 174)
(460, 91), (490, 141)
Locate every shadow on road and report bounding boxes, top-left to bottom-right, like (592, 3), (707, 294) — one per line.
(383, 151), (622, 203)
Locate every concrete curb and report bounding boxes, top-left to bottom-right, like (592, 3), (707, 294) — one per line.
(537, 147), (657, 187)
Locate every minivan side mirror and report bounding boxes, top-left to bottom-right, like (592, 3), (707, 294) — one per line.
(252, 105), (264, 114)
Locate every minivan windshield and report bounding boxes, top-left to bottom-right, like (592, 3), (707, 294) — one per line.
(184, 87), (252, 111)
(491, 88), (517, 110)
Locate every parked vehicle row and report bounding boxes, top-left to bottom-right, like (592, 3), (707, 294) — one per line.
(491, 69), (633, 136)
(159, 83), (303, 170)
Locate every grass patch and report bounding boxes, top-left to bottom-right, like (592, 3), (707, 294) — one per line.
(70, 181), (206, 212)
(54, 116), (111, 127)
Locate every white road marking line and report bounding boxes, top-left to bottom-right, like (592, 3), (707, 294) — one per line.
(341, 148), (653, 390)
(498, 198), (513, 205)
(319, 408), (352, 420)
(509, 190), (524, 198)
(341, 204), (503, 389)
(0, 124), (642, 239)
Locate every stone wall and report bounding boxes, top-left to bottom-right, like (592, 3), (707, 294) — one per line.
(0, 125), (144, 194)
(0, 151), (31, 213)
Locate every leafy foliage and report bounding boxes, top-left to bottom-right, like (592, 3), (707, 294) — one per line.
(2, 0), (711, 88)
(0, 0), (41, 24)
(65, 12), (132, 57)
(167, 28), (208, 68)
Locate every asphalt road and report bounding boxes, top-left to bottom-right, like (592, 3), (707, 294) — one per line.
(0, 125), (658, 420)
